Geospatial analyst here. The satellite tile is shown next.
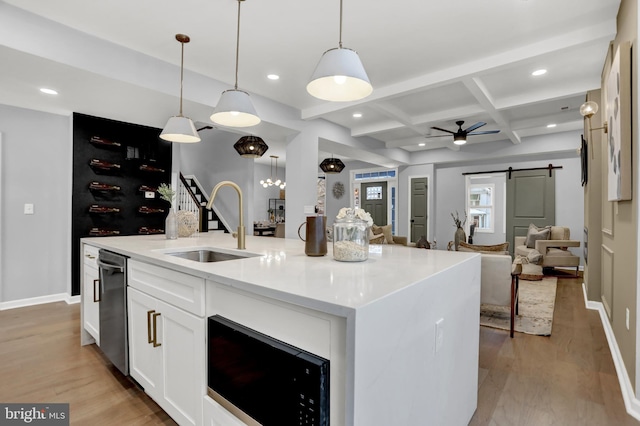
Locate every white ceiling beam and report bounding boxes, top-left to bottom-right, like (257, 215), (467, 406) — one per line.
(463, 77), (521, 144)
(301, 20), (616, 120)
(351, 105), (485, 137)
(368, 102), (425, 136)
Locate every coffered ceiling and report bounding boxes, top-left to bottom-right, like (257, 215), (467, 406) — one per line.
(0, 0), (620, 164)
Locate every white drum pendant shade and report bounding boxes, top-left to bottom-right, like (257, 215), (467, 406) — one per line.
(160, 116), (200, 143)
(307, 47), (372, 102)
(210, 89), (261, 127)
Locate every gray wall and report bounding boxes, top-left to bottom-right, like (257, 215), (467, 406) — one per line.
(0, 104), (71, 303)
(433, 156), (584, 260)
(178, 129), (256, 232)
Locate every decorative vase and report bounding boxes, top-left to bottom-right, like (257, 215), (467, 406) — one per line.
(454, 227), (466, 251)
(165, 209), (178, 240)
(333, 213), (369, 262)
(177, 210), (198, 237)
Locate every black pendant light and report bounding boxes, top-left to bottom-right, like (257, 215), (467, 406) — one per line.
(234, 135), (268, 158)
(320, 156), (345, 173)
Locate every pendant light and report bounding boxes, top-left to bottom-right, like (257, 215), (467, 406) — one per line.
(160, 34), (201, 143)
(234, 135), (269, 158)
(260, 155), (286, 189)
(307, 0), (373, 102)
(319, 155), (345, 173)
(210, 0), (260, 128)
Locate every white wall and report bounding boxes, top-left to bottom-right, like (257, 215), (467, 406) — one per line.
(0, 104), (71, 303)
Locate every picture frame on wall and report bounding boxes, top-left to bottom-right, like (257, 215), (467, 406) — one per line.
(605, 41), (631, 201)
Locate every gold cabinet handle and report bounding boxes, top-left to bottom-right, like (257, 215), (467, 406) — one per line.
(152, 312), (162, 348)
(147, 310), (155, 344)
(93, 279), (100, 302)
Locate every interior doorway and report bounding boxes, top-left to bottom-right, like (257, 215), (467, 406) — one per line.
(409, 177), (428, 243)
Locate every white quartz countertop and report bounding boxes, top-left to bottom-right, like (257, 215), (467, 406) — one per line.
(82, 233), (478, 316)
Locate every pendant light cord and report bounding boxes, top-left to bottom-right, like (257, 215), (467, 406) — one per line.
(179, 40), (185, 116)
(338, 0), (343, 48)
(234, 0), (242, 90)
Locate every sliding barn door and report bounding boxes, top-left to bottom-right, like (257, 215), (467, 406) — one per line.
(506, 169), (555, 255)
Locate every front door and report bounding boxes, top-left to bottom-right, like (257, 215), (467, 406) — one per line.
(362, 182), (387, 226)
(410, 177), (428, 243)
(506, 169), (556, 255)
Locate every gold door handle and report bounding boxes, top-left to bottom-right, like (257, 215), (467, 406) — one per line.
(152, 312), (162, 348)
(147, 310), (155, 344)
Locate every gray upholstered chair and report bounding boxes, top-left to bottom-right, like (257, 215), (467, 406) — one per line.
(514, 226), (580, 276)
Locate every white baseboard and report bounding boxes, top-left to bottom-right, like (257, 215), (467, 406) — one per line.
(0, 293), (79, 311)
(582, 283), (640, 421)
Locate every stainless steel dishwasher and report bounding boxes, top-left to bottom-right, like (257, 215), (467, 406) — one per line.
(97, 249), (129, 375)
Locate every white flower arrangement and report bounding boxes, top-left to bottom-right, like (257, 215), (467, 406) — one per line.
(336, 207), (373, 227)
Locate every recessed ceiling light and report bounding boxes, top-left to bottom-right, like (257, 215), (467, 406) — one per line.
(352, 113), (362, 118)
(531, 69), (547, 76)
(40, 88), (58, 95)
(267, 74), (280, 80)
(547, 123), (557, 128)
(418, 143), (426, 147)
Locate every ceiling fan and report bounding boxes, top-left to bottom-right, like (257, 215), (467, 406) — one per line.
(427, 121), (500, 145)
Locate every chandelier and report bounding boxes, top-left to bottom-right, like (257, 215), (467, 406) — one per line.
(260, 155), (286, 189)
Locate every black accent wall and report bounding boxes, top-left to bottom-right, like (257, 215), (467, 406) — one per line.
(71, 113), (172, 295)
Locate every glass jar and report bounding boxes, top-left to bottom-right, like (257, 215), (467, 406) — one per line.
(333, 215), (369, 262)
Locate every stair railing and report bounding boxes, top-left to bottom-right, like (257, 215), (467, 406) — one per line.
(178, 172), (207, 232)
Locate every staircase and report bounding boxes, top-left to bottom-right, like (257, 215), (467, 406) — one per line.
(177, 173), (229, 233)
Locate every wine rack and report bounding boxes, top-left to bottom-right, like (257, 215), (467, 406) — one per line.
(71, 112), (172, 296)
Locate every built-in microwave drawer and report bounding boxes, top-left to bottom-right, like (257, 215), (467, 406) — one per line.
(208, 315), (329, 426)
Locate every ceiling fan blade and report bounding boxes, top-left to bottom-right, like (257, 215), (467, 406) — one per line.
(424, 134), (451, 139)
(431, 126), (455, 134)
(468, 130), (500, 135)
(463, 122), (486, 133)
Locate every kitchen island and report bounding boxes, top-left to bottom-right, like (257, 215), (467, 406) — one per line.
(81, 232), (481, 426)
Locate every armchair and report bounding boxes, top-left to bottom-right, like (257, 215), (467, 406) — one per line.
(514, 226), (580, 276)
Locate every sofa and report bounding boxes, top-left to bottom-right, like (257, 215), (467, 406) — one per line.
(458, 242), (519, 337)
(514, 225), (580, 276)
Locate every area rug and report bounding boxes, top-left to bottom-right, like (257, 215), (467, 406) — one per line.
(480, 277), (558, 336)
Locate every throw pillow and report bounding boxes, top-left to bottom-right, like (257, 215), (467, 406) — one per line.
(370, 234), (385, 244)
(525, 224), (551, 248)
(527, 249), (543, 265)
(379, 224), (394, 245)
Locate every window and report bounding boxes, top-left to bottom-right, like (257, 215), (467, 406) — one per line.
(366, 186), (383, 200)
(468, 184), (494, 233)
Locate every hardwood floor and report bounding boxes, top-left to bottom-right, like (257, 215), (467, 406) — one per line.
(0, 275), (636, 425)
(471, 273), (639, 425)
(0, 302), (176, 425)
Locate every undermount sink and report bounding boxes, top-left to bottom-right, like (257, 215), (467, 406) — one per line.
(166, 249), (254, 263)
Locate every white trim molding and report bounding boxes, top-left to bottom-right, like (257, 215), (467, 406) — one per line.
(0, 293), (79, 311)
(582, 283), (640, 421)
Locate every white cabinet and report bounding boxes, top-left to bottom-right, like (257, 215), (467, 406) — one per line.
(81, 244), (100, 345)
(127, 261), (205, 426)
